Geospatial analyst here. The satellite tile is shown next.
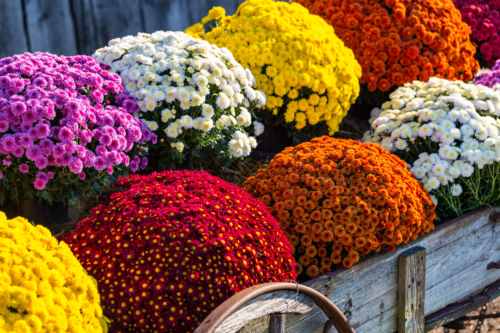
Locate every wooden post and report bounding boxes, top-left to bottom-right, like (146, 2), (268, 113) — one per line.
(398, 246), (426, 333)
(268, 313), (286, 333)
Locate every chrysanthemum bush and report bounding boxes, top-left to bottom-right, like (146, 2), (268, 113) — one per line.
(186, 0), (361, 139)
(0, 52), (152, 204)
(243, 137), (436, 279)
(475, 60), (500, 88)
(93, 31), (265, 170)
(60, 170), (296, 333)
(452, 0), (500, 67)
(0, 211), (107, 333)
(363, 77), (500, 221)
(294, 0), (479, 106)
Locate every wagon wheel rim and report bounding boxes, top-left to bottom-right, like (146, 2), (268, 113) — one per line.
(194, 282), (355, 333)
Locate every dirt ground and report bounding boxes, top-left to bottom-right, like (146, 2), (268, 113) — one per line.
(430, 298), (500, 332)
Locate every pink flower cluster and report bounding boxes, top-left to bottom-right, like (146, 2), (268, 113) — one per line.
(0, 52), (154, 191)
(475, 60), (500, 87)
(452, 0), (500, 66)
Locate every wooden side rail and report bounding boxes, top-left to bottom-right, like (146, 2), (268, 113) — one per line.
(194, 282), (355, 333)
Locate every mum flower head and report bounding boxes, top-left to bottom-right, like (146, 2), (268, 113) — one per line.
(60, 170), (296, 333)
(93, 31), (264, 169)
(243, 137), (436, 278)
(186, 0), (361, 138)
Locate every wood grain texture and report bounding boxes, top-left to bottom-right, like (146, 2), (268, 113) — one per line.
(141, 0), (189, 33)
(268, 314), (286, 333)
(228, 208), (500, 333)
(91, 0), (143, 48)
(398, 246), (426, 333)
(23, 0), (78, 55)
(71, 0), (99, 55)
(0, 0), (29, 58)
(214, 290), (314, 333)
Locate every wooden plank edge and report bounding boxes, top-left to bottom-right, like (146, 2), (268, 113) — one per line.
(303, 207), (494, 288)
(424, 279), (500, 332)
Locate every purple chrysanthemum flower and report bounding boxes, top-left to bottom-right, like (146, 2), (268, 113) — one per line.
(99, 134), (112, 146)
(11, 101), (27, 116)
(59, 127), (74, 141)
(3, 159), (11, 166)
(95, 156), (106, 170)
(78, 172), (86, 180)
(19, 164), (29, 173)
(52, 144), (65, 157)
(129, 160), (139, 173)
(2, 135), (15, 151)
(36, 172), (48, 182)
(107, 167), (113, 175)
(69, 159), (83, 174)
(33, 77), (47, 88)
(47, 171), (54, 179)
(39, 138), (54, 150)
(0, 121), (8, 132)
(0, 170), (3, 179)
(61, 153), (73, 166)
(35, 156), (48, 169)
(12, 146), (24, 158)
(34, 178), (46, 190)
(0, 76), (11, 89)
(26, 145), (42, 160)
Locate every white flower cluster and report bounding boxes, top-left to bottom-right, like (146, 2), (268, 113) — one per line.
(93, 31), (265, 157)
(362, 77), (500, 203)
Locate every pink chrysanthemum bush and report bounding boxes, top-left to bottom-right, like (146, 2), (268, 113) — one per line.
(60, 170), (296, 333)
(452, 0), (500, 67)
(0, 52), (153, 204)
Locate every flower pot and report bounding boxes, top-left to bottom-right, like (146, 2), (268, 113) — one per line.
(251, 125), (294, 161)
(0, 198), (69, 228)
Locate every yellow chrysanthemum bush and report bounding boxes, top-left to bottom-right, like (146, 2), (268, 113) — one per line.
(186, 0), (362, 139)
(0, 212), (107, 333)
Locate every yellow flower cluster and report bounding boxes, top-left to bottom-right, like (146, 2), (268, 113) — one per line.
(0, 212), (107, 333)
(186, 0), (362, 135)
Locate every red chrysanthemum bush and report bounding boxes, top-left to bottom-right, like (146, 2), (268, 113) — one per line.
(452, 0), (500, 67)
(293, 0), (479, 95)
(60, 170), (296, 333)
(243, 137), (437, 279)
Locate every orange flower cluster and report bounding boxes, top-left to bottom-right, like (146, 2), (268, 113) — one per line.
(293, 0), (479, 92)
(243, 137), (437, 278)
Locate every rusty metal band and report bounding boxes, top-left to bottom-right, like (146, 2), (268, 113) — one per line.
(194, 282), (355, 333)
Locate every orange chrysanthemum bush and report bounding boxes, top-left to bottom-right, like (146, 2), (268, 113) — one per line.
(60, 170), (296, 333)
(293, 0), (479, 106)
(243, 137), (437, 279)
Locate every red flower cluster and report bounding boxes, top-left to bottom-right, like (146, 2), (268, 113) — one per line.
(452, 0), (500, 67)
(60, 171), (296, 333)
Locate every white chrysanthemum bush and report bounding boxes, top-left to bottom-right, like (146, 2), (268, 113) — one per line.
(93, 31), (265, 169)
(363, 77), (500, 221)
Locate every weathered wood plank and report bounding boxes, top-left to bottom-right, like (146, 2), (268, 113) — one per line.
(0, 0), (29, 58)
(91, 0), (143, 48)
(23, 0), (78, 55)
(280, 207), (500, 333)
(70, 0), (99, 55)
(398, 247), (426, 333)
(215, 290), (313, 333)
(141, 0), (190, 33)
(268, 314), (285, 333)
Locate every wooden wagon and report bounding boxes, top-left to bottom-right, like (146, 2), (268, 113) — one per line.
(196, 207), (500, 333)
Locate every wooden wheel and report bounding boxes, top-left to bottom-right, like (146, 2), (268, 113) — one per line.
(194, 282), (355, 333)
